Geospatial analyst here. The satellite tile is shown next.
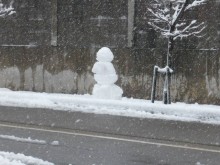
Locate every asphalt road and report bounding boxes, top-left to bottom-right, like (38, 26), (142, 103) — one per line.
(0, 121), (220, 165)
(1, 106), (220, 146)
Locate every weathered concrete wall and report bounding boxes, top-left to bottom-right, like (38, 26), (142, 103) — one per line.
(0, 0), (219, 104)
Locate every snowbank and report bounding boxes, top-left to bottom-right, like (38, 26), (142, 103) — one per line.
(0, 88), (219, 124)
(0, 151), (54, 165)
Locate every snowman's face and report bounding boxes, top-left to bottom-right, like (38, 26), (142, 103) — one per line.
(96, 47), (114, 62)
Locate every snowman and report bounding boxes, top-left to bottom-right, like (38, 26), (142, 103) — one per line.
(92, 47), (123, 99)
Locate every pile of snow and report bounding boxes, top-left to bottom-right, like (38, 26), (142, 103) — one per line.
(0, 134), (46, 145)
(0, 88), (220, 124)
(0, 151), (54, 165)
(92, 47), (123, 99)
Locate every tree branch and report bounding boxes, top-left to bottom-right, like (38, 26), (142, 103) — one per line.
(0, 2), (15, 17)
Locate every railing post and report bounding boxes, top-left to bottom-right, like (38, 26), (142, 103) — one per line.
(151, 66), (172, 104)
(167, 67), (171, 104)
(151, 66), (158, 103)
(163, 75), (168, 104)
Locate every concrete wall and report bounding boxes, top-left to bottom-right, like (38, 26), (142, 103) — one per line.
(0, 0), (219, 104)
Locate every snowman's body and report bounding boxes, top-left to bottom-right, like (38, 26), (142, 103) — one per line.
(92, 47), (123, 99)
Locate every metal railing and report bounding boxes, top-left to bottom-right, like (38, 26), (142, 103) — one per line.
(151, 65), (173, 104)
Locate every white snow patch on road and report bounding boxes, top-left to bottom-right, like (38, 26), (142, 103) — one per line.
(0, 89), (220, 124)
(0, 151), (54, 165)
(0, 134), (46, 145)
(50, 141), (59, 146)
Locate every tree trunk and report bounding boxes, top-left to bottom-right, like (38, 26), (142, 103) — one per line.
(163, 2), (175, 104)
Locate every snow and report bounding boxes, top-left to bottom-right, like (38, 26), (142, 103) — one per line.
(96, 47), (114, 62)
(0, 88), (220, 124)
(148, 0), (206, 40)
(93, 84), (123, 100)
(0, 1), (15, 17)
(1, 44), (37, 48)
(155, 66), (174, 74)
(0, 151), (54, 165)
(92, 47), (123, 99)
(51, 141), (59, 146)
(0, 133), (54, 164)
(0, 134), (46, 145)
(94, 73), (118, 85)
(92, 62), (116, 75)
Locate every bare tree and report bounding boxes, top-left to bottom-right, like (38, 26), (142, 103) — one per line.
(149, 0), (206, 104)
(0, 0), (15, 17)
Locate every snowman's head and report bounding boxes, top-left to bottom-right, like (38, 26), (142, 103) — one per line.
(96, 47), (114, 62)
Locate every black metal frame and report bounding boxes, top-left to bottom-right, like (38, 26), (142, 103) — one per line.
(151, 66), (172, 104)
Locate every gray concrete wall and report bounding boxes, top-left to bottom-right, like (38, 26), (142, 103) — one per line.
(0, 0), (219, 104)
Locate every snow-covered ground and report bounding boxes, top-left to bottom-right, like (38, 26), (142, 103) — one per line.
(0, 151), (54, 165)
(0, 134), (59, 165)
(0, 88), (220, 124)
(0, 88), (219, 164)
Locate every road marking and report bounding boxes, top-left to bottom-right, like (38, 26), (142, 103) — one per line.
(0, 123), (220, 153)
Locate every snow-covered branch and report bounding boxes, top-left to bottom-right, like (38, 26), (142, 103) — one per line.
(172, 20), (206, 39)
(148, 0), (207, 39)
(185, 0), (206, 10)
(0, 1), (15, 17)
(148, 8), (169, 24)
(148, 22), (168, 33)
